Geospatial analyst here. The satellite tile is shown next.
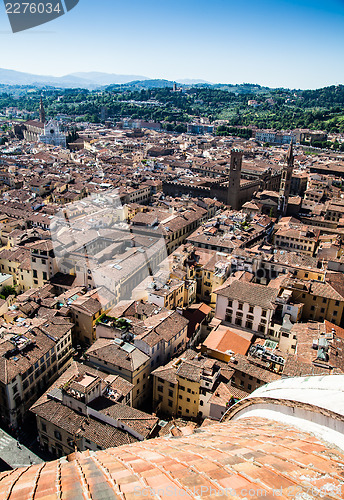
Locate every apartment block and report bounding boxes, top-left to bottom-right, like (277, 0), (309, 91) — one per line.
(68, 287), (115, 345)
(96, 301), (189, 371)
(148, 279), (184, 310)
(0, 246), (33, 291)
(280, 274), (344, 326)
(273, 221), (319, 256)
(152, 351), (224, 420)
(215, 280), (280, 336)
(226, 353), (281, 393)
(30, 240), (58, 288)
(0, 318), (73, 428)
(31, 362), (158, 458)
(84, 338), (151, 408)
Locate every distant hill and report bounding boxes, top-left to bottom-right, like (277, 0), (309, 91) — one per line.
(0, 68), (285, 94)
(176, 78), (212, 85)
(67, 72), (150, 85)
(106, 79), (177, 91)
(0, 69), (268, 92)
(0, 68), (150, 89)
(105, 80), (274, 94)
(212, 83), (271, 93)
(0, 68), (91, 88)
(0, 68), (341, 95)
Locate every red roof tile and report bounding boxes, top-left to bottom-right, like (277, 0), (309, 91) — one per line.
(1, 416), (344, 499)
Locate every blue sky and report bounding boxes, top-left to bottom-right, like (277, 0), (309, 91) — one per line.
(0, 0), (344, 88)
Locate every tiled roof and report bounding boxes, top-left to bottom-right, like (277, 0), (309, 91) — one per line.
(283, 355), (334, 378)
(310, 280), (344, 301)
(37, 319), (73, 340)
(282, 320), (344, 376)
(177, 360), (201, 382)
(0, 246), (31, 263)
(31, 361), (134, 412)
(225, 384), (250, 400)
(183, 302), (211, 338)
(0, 329), (55, 384)
(88, 398), (159, 439)
(203, 326), (253, 356)
(282, 277), (344, 301)
(70, 297), (102, 316)
(208, 382), (232, 406)
(32, 398), (138, 449)
(228, 353), (281, 383)
(327, 273), (344, 299)
(1, 416), (344, 499)
(151, 364), (178, 384)
(29, 239), (54, 251)
(153, 311), (189, 342)
(85, 338), (150, 371)
(271, 249), (319, 269)
(216, 280), (279, 310)
(152, 351), (222, 385)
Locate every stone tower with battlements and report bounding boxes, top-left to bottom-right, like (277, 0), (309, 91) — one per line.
(227, 148), (243, 209)
(278, 141), (294, 216)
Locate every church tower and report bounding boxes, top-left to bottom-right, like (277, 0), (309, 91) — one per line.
(227, 148), (242, 209)
(39, 96), (46, 124)
(278, 141), (294, 216)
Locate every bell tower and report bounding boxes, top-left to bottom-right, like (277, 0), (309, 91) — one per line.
(227, 148), (243, 210)
(39, 96), (46, 124)
(278, 140), (294, 216)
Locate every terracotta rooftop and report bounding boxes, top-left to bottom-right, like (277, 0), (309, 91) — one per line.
(1, 415), (344, 499)
(85, 338), (150, 372)
(227, 353), (281, 384)
(203, 325), (253, 356)
(215, 280), (279, 310)
(283, 320), (344, 376)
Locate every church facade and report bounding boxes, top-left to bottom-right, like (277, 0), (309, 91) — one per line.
(15, 97), (66, 148)
(39, 119), (66, 148)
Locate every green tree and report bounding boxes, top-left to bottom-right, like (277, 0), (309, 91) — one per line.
(0, 285), (16, 299)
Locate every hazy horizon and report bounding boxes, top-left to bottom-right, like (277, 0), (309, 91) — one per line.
(1, 66), (343, 91)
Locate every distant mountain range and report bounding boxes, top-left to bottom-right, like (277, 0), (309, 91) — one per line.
(0, 68), (213, 89)
(0, 68), (149, 88)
